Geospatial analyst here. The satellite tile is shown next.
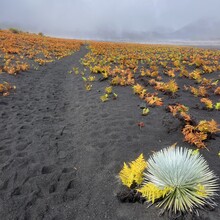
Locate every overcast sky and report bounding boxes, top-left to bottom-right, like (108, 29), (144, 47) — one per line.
(0, 0), (220, 39)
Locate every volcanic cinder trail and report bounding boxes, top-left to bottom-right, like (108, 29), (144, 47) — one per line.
(0, 46), (219, 220)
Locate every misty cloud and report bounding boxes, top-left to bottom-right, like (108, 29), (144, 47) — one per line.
(1, 0), (220, 40)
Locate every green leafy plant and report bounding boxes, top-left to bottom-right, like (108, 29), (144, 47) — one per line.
(82, 76), (87, 82)
(113, 93), (118, 99)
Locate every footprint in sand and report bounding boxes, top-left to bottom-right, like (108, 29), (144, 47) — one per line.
(41, 165), (56, 174)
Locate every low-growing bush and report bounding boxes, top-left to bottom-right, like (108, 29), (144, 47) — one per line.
(118, 147), (218, 217)
(9, 28), (21, 34)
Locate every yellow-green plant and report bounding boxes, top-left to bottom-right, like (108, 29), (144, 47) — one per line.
(88, 76), (96, 82)
(200, 98), (213, 109)
(119, 154), (147, 188)
(190, 86), (207, 97)
(196, 119), (220, 134)
(85, 84), (92, 91)
(142, 108), (150, 116)
(100, 94), (109, 102)
(105, 86), (113, 94)
(155, 80), (178, 95)
(132, 83), (145, 95)
(113, 93), (118, 99)
(82, 76), (87, 82)
(73, 67), (79, 74)
(138, 183), (172, 204)
(145, 95), (163, 106)
(215, 102), (220, 110)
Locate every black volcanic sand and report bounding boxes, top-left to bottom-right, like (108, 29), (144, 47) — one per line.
(0, 46), (220, 220)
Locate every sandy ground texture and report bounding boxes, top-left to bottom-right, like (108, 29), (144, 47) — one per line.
(0, 46), (220, 220)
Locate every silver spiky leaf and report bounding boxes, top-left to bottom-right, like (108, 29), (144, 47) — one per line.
(144, 147), (218, 214)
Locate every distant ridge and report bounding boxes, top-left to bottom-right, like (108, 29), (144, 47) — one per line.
(1, 18), (220, 42)
(170, 18), (220, 40)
